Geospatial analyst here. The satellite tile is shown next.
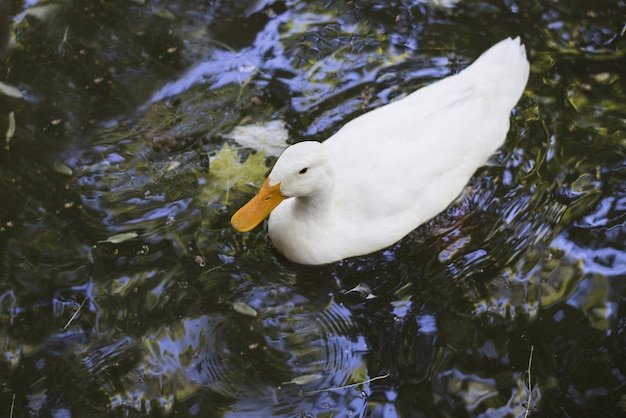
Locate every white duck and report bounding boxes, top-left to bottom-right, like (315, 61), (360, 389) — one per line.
(231, 37), (530, 265)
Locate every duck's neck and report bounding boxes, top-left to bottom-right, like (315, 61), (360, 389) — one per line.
(292, 180), (334, 222)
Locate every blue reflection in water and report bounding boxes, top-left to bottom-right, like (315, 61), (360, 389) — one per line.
(1, 0), (625, 417)
(95, 292), (369, 415)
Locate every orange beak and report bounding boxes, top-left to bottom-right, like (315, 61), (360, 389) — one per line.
(231, 179), (285, 232)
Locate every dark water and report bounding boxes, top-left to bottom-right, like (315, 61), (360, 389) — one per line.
(1, 0), (625, 417)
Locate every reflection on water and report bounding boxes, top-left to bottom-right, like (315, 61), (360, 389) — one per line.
(1, 0), (625, 417)
(101, 299), (367, 416)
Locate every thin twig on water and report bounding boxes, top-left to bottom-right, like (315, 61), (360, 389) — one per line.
(304, 373), (390, 394)
(10, 393), (15, 418)
(63, 298), (87, 330)
(524, 345), (535, 418)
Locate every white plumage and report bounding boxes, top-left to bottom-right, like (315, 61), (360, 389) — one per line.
(232, 37), (530, 265)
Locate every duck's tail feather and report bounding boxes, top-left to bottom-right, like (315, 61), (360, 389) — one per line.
(463, 37), (530, 110)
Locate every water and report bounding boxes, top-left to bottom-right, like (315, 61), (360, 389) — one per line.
(1, 0), (625, 417)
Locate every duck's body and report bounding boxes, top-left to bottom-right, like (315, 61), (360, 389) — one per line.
(231, 37), (530, 265)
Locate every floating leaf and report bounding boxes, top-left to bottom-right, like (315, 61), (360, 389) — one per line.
(224, 120), (289, 157)
(153, 8), (175, 21)
(284, 374), (322, 385)
(345, 283), (377, 299)
(204, 143), (268, 204)
(5, 111), (15, 145)
(0, 82), (23, 99)
(99, 232), (139, 244)
(23, 4), (61, 20)
(51, 161), (73, 176)
(591, 72), (611, 83)
(350, 364), (369, 386)
(426, 0), (464, 8)
(232, 301), (257, 317)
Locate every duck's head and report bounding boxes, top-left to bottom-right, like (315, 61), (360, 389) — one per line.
(231, 141), (332, 232)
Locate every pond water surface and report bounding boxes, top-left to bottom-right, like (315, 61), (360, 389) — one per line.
(0, 0), (625, 417)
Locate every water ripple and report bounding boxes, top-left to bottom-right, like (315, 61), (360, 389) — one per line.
(90, 294), (369, 415)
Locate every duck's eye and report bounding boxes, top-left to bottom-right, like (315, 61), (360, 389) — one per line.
(298, 167), (308, 175)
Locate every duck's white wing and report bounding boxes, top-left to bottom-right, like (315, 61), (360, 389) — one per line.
(325, 37), (529, 232)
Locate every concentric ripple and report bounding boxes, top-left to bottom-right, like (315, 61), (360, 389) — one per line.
(99, 293), (369, 416)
